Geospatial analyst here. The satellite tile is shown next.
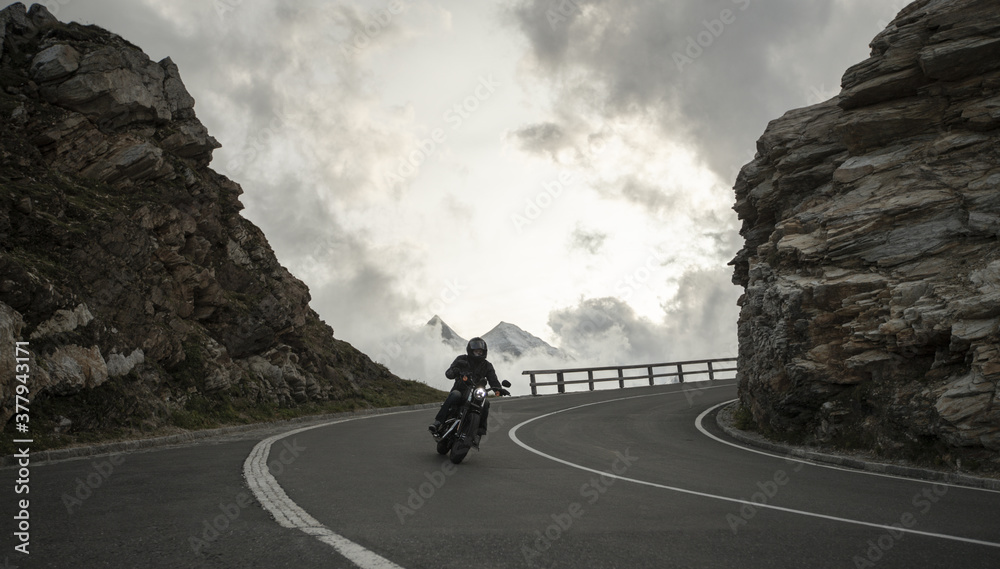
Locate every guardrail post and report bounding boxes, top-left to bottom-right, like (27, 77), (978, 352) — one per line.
(557, 372), (565, 394)
(529, 373), (537, 396)
(618, 368), (625, 389)
(677, 363), (685, 384)
(707, 361), (715, 381)
(588, 370), (595, 391)
(647, 366), (655, 386)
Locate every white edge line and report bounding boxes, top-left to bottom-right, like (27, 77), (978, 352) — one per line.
(507, 388), (1000, 549)
(243, 413), (412, 569)
(695, 399), (1000, 494)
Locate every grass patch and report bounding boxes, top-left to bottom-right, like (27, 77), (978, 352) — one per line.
(732, 403), (756, 431)
(1, 377), (446, 456)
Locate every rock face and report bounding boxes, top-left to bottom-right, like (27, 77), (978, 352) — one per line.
(0, 3), (432, 439)
(732, 0), (1000, 468)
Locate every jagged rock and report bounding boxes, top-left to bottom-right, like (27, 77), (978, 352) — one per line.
(29, 44), (80, 82)
(0, 3), (31, 61)
(53, 415), (72, 433)
(733, 0), (1000, 467)
(0, 3), (433, 433)
(0, 302), (25, 426)
(41, 344), (108, 395)
(29, 303), (93, 339)
(106, 348), (144, 378)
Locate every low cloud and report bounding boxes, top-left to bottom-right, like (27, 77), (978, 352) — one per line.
(548, 265), (739, 366)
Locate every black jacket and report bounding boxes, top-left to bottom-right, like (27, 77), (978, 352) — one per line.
(445, 355), (501, 392)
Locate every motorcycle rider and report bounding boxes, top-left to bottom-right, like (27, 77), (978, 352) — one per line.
(429, 337), (509, 437)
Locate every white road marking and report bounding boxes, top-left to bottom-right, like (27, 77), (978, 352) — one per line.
(507, 387), (1000, 549)
(243, 415), (409, 569)
(695, 399), (1000, 494)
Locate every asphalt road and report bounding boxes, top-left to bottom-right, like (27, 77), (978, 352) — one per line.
(5, 380), (1000, 568)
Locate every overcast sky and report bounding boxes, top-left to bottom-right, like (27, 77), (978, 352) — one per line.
(45, 0), (904, 390)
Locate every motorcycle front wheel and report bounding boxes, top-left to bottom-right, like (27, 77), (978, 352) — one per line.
(449, 413), (480, 464)
(436, 439), (451, 455)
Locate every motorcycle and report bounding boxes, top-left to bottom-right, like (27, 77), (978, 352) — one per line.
(432, 377), (512, 464)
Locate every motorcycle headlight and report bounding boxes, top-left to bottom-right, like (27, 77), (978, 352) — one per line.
(474, 387), (487, 400)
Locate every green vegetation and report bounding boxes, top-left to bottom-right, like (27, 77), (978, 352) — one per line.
(1, 371), (155, 455)
(1, 376), (445, 456)
(172, 340), (208, 390)
(732, 403), (756, 431)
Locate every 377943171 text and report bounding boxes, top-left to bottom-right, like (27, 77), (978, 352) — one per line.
(12, 340), (33, 555)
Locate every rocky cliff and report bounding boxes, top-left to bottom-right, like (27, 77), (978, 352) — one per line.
(733, 0), (1000, 471)
(0, 3), (438, 448)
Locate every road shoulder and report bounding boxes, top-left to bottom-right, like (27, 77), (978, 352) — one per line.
(714, 401), (1000, 491)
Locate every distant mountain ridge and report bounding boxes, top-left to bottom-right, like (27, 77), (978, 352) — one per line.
(483, 321), (565, 361)
(427, 315), (466, 351)
(426, 316), (569, 362)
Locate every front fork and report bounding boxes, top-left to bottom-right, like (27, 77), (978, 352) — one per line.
(439, 393), (485, 441)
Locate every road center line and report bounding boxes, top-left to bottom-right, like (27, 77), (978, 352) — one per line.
(507, 388), (1000, 549)
(243, 413), (411, 569)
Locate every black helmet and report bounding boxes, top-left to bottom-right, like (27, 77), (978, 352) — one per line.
(467, 337), (487, 363)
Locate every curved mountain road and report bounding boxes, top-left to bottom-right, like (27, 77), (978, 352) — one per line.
(9, 381), (1000, 568)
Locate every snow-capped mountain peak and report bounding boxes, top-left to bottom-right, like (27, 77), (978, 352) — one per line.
(427, 315), (467, 350)
(425, 317), (568, 362)
(482, 321), (565, 360)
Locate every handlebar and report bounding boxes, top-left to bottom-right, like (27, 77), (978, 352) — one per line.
(460, 377), (512, 396)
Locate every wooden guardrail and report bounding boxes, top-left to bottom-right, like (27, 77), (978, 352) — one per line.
(522, 357), (737, 396)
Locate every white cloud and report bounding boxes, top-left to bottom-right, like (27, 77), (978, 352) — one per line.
(50, 0), (889, 386)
